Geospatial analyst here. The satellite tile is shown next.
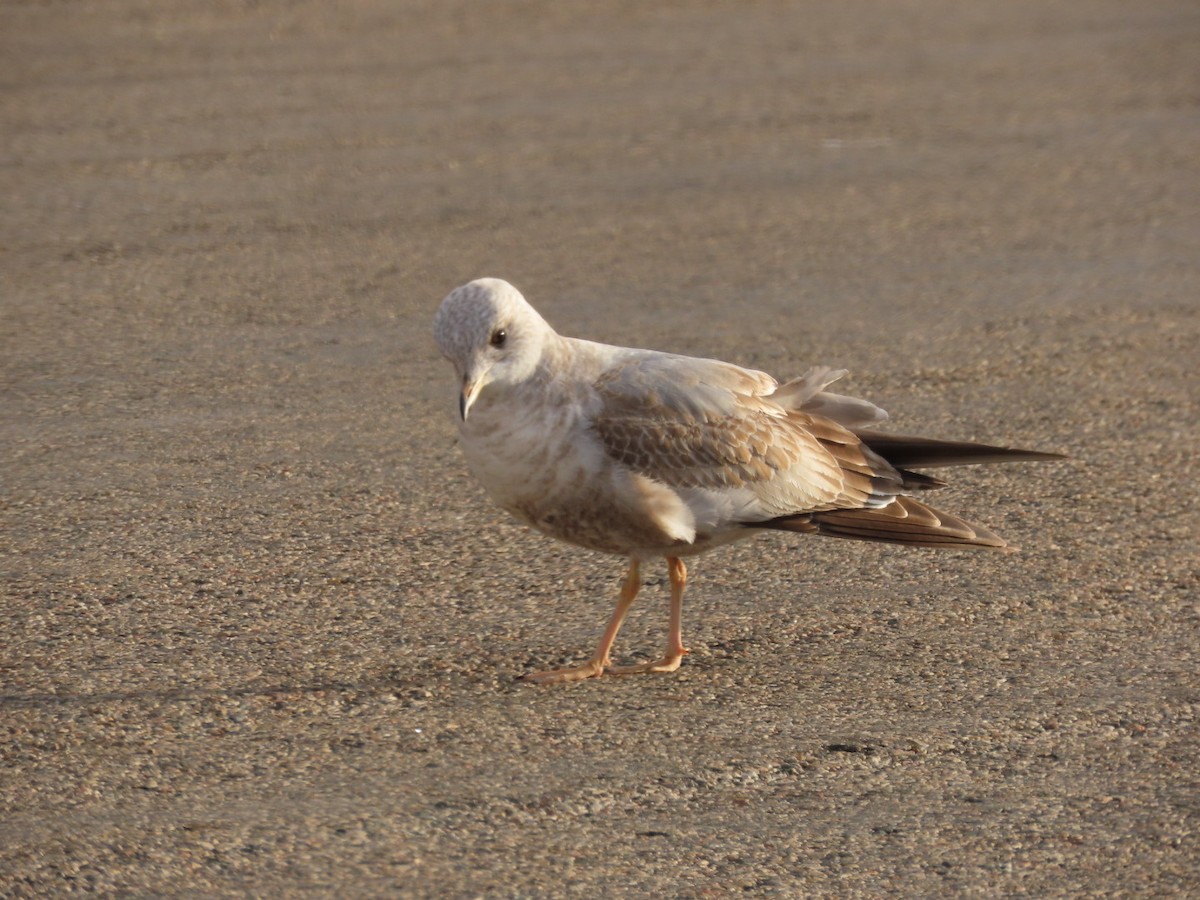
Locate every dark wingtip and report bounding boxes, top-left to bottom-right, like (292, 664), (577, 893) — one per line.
(855, 431), (1068, 469)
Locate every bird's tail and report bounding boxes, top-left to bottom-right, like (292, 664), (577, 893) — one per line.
(751, 433), (1064, 551)
(752, 496), (1013, 550)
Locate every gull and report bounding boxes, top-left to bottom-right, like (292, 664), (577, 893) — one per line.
(434, 278), (1063, 684)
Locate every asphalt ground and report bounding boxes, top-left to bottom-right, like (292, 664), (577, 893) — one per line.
(3, 1), (1197, 895)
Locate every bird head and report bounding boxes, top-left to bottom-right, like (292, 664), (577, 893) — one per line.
(433, 278), (554, 421)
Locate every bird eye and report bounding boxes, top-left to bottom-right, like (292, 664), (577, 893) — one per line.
(490, 329), (507, 348)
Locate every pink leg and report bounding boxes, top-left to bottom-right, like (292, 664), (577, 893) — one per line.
(609, 556), (689, 675)
(522, 560), (642, 684)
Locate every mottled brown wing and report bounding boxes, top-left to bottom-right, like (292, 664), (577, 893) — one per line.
(591, 353), (900, 517)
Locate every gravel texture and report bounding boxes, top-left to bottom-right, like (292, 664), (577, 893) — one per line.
(3, 1), (1197, 895)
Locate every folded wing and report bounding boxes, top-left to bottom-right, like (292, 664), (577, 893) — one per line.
(590, 354), (901, 520)
(589, 355), (1063, 551)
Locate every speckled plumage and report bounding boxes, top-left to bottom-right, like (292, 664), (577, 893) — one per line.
(433, 278), (1063, 682)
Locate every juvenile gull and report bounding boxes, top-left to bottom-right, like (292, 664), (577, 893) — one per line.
(434, 278), (1063, 684)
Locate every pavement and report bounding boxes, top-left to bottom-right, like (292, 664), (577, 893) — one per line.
(3, 0), (1197, 895)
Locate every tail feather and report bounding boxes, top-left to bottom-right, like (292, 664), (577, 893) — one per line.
(751, 496), (1012, 551)
(746, 423), (1063, 551)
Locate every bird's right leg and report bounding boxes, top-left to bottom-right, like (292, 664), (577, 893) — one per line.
(608, 556), (689, 675)
(522, 559), (641, 684)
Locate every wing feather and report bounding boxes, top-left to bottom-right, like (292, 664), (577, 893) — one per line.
(590, 353), (900, 517)
(753, 496), (1010, 549)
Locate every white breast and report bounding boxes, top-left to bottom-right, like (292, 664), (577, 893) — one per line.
(458, 378), (705, 557)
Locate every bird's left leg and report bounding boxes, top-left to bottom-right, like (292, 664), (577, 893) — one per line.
(609, 556), (689, 675)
